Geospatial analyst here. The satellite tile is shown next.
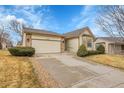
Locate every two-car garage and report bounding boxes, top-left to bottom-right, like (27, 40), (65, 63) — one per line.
(23, 28), (65, 54)
(32, 39), (61, 53)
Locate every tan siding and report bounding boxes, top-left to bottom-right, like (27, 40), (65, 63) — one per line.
(32, 34), (61, 40)
(22, 33), (26, 46)
(108, 44), (114, 54)
(109, 44), (122, 54)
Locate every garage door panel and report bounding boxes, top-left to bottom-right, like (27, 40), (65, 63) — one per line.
(66, 38), (78, 52)
(32, 40), (61, 53)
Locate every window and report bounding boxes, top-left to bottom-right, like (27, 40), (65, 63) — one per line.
(87, 41), (92, 48)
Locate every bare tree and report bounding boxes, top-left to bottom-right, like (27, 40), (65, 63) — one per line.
(96, 6), (124, 54)
(0, 17), (24, 48)
(8, 19), (23, 36)
(8, 19), (24, 45)
(0, 24), (10, 49)
(96, 6), (124, 39)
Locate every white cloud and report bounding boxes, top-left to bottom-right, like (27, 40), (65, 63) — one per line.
(75, 18), (90, 29)
(0, 15), (27, 27)
(70, 6), (93, 29)
(17, 18), (27, 26)
(81, 6), (93, 15)
(12, 6), (58, 30)
(69, 5), (103, 36)
(6, 15), (16, 20)
(73, 6), (94, 23)
(0, 6), (59, 31)
(0, 6), (60, 45)
(17, 18), (26, 24)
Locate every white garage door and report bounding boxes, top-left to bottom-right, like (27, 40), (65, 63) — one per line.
(32, 39), (61, 53)
(66, 38), (78, 52)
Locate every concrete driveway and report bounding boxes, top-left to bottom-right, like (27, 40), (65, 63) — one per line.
(34, 53), (124, 88)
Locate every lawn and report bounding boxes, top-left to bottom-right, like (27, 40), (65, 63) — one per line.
(86, 54), (124, 69)
(0, 50), (41, 88)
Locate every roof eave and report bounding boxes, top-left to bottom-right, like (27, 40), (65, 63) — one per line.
(24, 31), (64, 37)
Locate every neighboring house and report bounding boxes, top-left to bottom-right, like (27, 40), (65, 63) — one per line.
(64, 27), (95, 53)
(22, 28), (65, 53)
(0, 40), (13, 50)
(0, 42), (6, 49)
(95, 37), (124, 54)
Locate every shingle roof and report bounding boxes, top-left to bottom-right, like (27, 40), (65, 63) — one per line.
(63, 27), (94, 39)
(23, 27), (64, 37)
(23, 27), (94, 38)
(98, 37), (124, 43)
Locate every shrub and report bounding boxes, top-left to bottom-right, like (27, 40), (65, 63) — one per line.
(8, 47), (35, 57)
(77, 44), (88, 57)
(87, 50), (99, 56)
(96, 45), (105, 54)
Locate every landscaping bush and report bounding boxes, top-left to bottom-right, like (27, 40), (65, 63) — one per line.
(96, 45), (105, 54)
(77, 44), (88, 57)
(8, 47), (35, 57)
(87, 50), (99, 56)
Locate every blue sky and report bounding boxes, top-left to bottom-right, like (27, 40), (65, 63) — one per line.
(0, 5), (106, 37)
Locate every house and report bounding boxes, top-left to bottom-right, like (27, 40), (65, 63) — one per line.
(22, 27), (124, 55)
(64, 27), (95, 53)
(22, 27), (95, 53)
(22, 28), (65, 53)
(94, 37), (124, 54)
(0, 39), (13, 50)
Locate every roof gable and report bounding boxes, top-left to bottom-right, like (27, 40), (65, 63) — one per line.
(64, 27), (95, 39)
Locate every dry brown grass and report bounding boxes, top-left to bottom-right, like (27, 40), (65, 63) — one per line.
(86, 54), (124, 69)
(0, 50), (41, 88)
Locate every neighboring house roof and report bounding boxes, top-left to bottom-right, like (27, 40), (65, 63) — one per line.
(97, 37), (124, 44)
(63, 27), (95, 39)
(23, 27), (64, 37)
